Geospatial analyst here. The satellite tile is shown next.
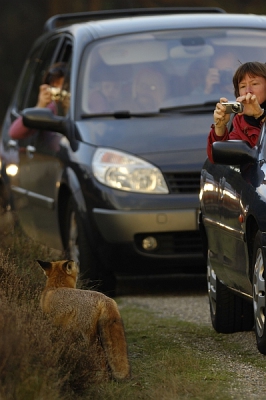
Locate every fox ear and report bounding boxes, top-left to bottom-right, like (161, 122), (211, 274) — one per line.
(64, 260), (75, 275)
(36, 259), (51, 272)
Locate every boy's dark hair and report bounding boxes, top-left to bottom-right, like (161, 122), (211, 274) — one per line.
(233, 61), (266, 97)
(43, 62), (66, 85)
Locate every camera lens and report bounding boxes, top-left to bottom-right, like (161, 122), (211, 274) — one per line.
(231, 103), (243, 113)
(231, 104), (239, 113)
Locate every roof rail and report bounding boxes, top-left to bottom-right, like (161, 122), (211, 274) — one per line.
(44, 7), (226, 32)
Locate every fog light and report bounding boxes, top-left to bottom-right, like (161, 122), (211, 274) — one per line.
(142, 236), (157, 251)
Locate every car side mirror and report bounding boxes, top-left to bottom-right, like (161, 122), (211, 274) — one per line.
(22, 107), (68, 135)
(212, 140), (258, 165)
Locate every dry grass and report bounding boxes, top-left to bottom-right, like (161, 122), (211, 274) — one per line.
(0, 223), (108, 399)
(0, 238), (62, 399)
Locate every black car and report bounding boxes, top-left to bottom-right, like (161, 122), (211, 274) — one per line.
(2, 8), (266, 294)
(199, 125), (266, 354)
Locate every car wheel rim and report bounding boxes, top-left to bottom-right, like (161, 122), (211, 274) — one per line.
(68, 210), (79, 263)
(207, 254), (216, 316)
(253, 248), (265, 338)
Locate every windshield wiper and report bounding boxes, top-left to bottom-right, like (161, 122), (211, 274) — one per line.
(159, 101), (217, 113)
(81, 110), (162, 119)
(81, 101), (217, 118)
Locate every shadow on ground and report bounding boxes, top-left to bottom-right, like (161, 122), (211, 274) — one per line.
(116, 273), (207, 296)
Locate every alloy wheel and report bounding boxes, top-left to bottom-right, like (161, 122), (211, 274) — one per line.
(207, 254), (217, 316)
(253, 247), (266, 338)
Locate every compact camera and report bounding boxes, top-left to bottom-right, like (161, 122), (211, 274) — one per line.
(48, 87), (61, 101)
(48, 87), (70, 101)
(222, 101), (244, 114)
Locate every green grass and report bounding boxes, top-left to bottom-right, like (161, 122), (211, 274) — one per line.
(83, 307), (233, 400)
(0, 222), (264, 399)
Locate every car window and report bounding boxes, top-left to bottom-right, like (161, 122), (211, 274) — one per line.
(16, 37), (72, 117)
(18, 38), (61, 111)
(80, 28), (266, 115)
(16, 45), (43, 112)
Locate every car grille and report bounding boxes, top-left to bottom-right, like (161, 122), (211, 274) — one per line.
(164, 172), (200, 194)
(135, 231), (203, 256)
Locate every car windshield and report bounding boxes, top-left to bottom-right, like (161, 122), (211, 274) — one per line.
(81, 28), (266, 115)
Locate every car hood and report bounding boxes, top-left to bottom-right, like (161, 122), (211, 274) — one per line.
(76, 113), (210, 171)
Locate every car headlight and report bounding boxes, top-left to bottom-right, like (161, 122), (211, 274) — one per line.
(92, 148), (169, 194)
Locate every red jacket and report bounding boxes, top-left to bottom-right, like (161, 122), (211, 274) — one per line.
(9, 102), (57, 140)
(207, 114), (261, 163)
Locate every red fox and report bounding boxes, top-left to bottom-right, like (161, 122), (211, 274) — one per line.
(37, 259), (131, 381)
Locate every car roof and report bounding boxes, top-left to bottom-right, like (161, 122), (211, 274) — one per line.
(44, 7), (226, 31)
(44, 9), (266, 41)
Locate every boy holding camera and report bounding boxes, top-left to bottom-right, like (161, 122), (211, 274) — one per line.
(9, 62), (67, 140)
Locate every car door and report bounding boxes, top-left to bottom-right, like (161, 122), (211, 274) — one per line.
(220, 158), (260, 292)
(201, 160), (227, 275)
(8, 36), (72, 249)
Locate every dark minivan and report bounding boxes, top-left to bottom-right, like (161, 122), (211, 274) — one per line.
(2, 8), (266, 294)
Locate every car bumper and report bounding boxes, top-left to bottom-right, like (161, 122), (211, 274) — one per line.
(93, 207), (198, 242)
(93, 207), (204, 266)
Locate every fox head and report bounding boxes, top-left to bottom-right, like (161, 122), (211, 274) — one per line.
(37, 259), (79, 289)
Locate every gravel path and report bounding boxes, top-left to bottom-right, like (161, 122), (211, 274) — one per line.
(119, 294), (211, 325)
(118, 292), (266, 399)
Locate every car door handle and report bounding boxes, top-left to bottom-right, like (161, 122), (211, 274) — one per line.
(26, 145), (36, 158)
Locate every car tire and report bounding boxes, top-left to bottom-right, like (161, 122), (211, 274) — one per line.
(253, 231), (266, 354)
(64, 196), (116, 296)
(207, 253), (253, 333)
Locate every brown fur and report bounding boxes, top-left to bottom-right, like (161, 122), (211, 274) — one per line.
(37, 259), (131, 381)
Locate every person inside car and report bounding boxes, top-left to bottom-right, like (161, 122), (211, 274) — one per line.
(88, 65), (126, 113)
(188, 50), (237, 97)
(204, 50), (237, 96)
(207, 61), (266, 162)
(9, 62), (68, 140)
(131, 67), (168, 112)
